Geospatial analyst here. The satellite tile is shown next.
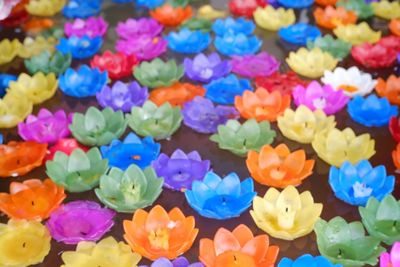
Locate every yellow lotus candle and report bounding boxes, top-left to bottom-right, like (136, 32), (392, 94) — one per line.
(372, 0), (400, 20)
(250, 186), (323, 240)
(0, 92), (33, 128)
(253, 6), (296, 31)
(18, 36), (57, 59)
(334, 22), (381, 45)
(26, 0), (66, 16)
(0, 39), (21, 66)
(286, 48), (338, 78)
(0, 219), (51, 267)
(197, 5), (227, 20)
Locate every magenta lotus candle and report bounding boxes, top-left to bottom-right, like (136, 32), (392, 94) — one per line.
(231, 52), (280, 78)
(116, 17), (163, 40)
(64, 17), (108, 38)
(115, 35), (167, 61)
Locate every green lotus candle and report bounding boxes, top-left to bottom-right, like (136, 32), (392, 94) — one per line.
(307, 35), (352, 60)
(133, 58), (184, 88)
(314, 216), (385, 267)
(24, 51), (72, 75)
(69, 107), (127, 146)
(95, 165), (163, 213)
(359, 195), (400, 245)
(46, 148), (109, 193)
(336, 0), (374, 19)
(181, 18), (213, 32)
(210, 119), (276, 157)
(127, 100), (182, 140)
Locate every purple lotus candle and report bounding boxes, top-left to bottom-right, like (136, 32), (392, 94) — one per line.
(140, 257), (204, 267)
(46, 201), (115, 245)
(152, 149), (211, 191)
(64, 17), (108, 38)
(183, 53), (231, 83)
(116, 17), (163, 40)
(231, 52), (280, 78)
(115, 35), (167, 61)
(18, 109), (72, 144)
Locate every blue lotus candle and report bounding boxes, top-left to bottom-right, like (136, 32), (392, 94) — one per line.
(57, 35), (102, 59)
(166, 28), (211, 54)
(277, 0), (314, 9)
(183, 53), (231, 83)
(215, 32), (262, 56)
(62, 0), (102, 19)
(0, 74), (17, 97)
(278, 254), (342, 267)
(212, 17), (255, 36)
(278, 23), (321, 46)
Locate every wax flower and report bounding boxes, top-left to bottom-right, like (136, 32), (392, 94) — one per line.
(0, 39), (20, 65)
(253, 6), (296, 32)
(307, 35), (352, 60)
(205, 74), (253, 105)
(321, 66), (377, 97)
(46, 147), (108, 192)
(231, 52), (280, 78)
(0, 178), (65, 220)
(18, 108), (72, 144)
(312, 127), (375, 167)
(24, 51), (72, 75)
(0, 141), (47, 177)
(228, 0), (266, 18)
(0, 74), (16, 97)
(372, 0), (400, 20)
(278, 105), (336, 144)
(134, 58), (184, 88)
(59, 65), (108, 98)
(292, 81), (349, 115)
(215, 32), (262, 56)
(378, 35), (400, 53)
(359, 195), (400, 245)
(18, 36), (57, 59)
(115, 35), (168, 61)
(123, 205), (198, 260)
(69, 107), (127, 146)
(166, 28), (211, 54)
(46, 201), (115, 244)
(182, 96), (239, 134)
(212, 17), (255, 36)
(199, 224), (279, 266)
(0, 92), (33, 128)
(0, 219), (51, 267)
(183, 52), (231, 83)
(150, 4), (193, 27)
(377, 75), (400, 105)
(116, 17), (163, 39)
(127, 101), (182, 140)
(64, 17), (108, 38)
(278, 254), (341, 267)
(347, 94), (398, 127)
(380, 242), (400, 267)
(314, 217), (385, 267)
(210, 119), (276, 157)
(25, 0), (65, 16)
(46, 138), (88, 161)
(0, 0), (20, 20)
(100, 133), (160, 170)
(334, 22), (381, 45)
(247, 143), (314, 188)
(277, 0), (314, 8)
(197, 5), (227, 20)
(142, 257), (204, 267)
(351, 42), (398, 69)
(314, 6), (357, 30)
(61, 237), (142, 267)
(336, 0), (374, 19)
(57, 35), (102, 59)
(278, 23), (321, 46)
(390, 19), (400, 36)
(90, 50), (138, 80)
(185, 171), (255, 220)
(255, 71), (308, 96)
(150, 82), (205, 107)
(181, 18), (212, 32)
(62, 0), (101, 19)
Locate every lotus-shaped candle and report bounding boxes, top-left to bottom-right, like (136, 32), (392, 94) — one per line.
(115, 35), (168, 61)
(182, 96), (239, 134)
(0, 141), (47, 177)
(312, 127), (375, 167)
(183, 52), (231, 83)
(0, 219), (51, 267)
(247, 143), (315, 188)
(210, 119), (276, 157)
(286, 48), (338, 79)
(307, 34), (352, 60)
(0, 92), (33, 128)
(205, 74), (252, 105)
(314, 217), (385, 267)
(255, 71), (308, 96)
(46, 148), (108, 192)
(380, 242), (400, 267)
(142, 257), (203, 267)
(199, 224), (279, 266)
(334, 22), (381, 45)
(348, 94), (398, 127)
(116, 17), (163, 39)
(390, 19), (400, 36)
(123, 205), (198, 260)
(22, 18), (54, 35)
(0, 74), (16, 97)
(166, 28), (211, 54)
(64, 17), (108, 38)
(359, 195), (400, 245)
(377, 75), (400, 105)
(62, 0), (101, 19)
(24, 51), (72, 75)
(152, 149), (210, 191)
(277, 0), (314, 8)
(0, 39), (20, 65)
(181, 18), (214, 32)
(278, 23), (321, 46)
(292, 81), (349, 115)
(198, 4), (227, 20)
(46, 201), (115, 244)
(0, 179), (65, 220)
(314, 6), (357, 30)
(150, 82), (205, 107)
(57, 35), (102, 59)
(279, 254), (341, 267)
(136, 0), (163, 9)
(127, 101), (182, 140)
(18, 36), (57, 59)
(134, 58), (184, 88)
(46, 138), (88, 161)
(235, 89), (291, 122)
(336, 0), (374, 19)
(18, 108), (72, 144)
(215, 32), (262, 56)
(25, 0), (65, 16)
(228, 0), (266, 18)
(321, 66), (377, 97)
(378, 35), (400, 54)
(372, 0), (400, 20)
(231, 52), (280, 78)
(212, 17), (255, 36)
(90, 50), (138, 80)
(100, 133), (160, 170)
(351, 42), (398, 69)
(69, 107), (127, 146)
(253, 6), (296, 32)
(150, 4), (193, 27)
(61, 237), (142, 267)
(59, 65), (108, 98)
(185, 171), (255, 220)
